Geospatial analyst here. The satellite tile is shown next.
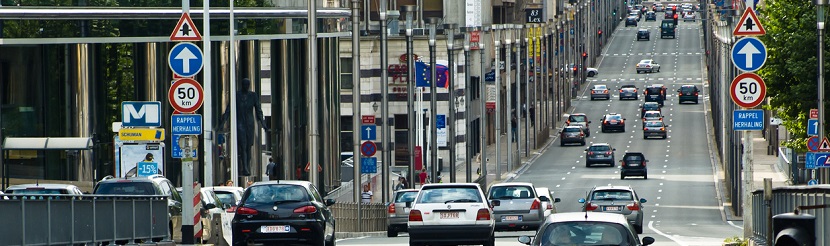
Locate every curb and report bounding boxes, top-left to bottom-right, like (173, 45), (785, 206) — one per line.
(335, 231), (387, 240)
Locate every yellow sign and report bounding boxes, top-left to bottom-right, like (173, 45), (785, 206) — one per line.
(119, 128), (166, 141)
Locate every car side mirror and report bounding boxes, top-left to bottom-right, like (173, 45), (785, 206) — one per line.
(677, 89), (681, 92)
(623, 118), (627, 121)
(640, 198), (648, 203)
(405, 201), (412, 208)
(518, 235), (532, 245)
(490, 200), (501, 207)
(205, 203), (217, 210)
(588, 121), (592, 124)
(578, 198), (586, 203)
(643, 236), (656, 245)
(554, 197), (562, 203)
(612, 148), (617, 151)
(325, 199), (336, 206)
(585, 148), (589, 152)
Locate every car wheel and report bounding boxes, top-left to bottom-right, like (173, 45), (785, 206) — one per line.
(589, 71), (596, 77)
(586, 162), (591, 168)
(484, 235), (496, 246)
(644, 173), (648, 179)
(581, 141), (586, 146)
(620, 174), (625, 180)
(635, 224), (644, 234)
(387, 227), (398, 237)
(643, 135), (647, 139)
(662, 135), (667, 139)
(695, 100), (699, 104)
(636, 70), (641, 74)
(327, 232), (336, 246)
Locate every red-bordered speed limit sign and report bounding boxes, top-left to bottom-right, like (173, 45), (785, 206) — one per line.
(168, 78), (204, 113)
(730, 73), (766, 108)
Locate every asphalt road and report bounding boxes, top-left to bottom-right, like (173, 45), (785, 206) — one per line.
(338, 16), (741, 246)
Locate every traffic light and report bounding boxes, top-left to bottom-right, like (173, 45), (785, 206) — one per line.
(773, 212), (815, 246)
(582, 52), (588, 60)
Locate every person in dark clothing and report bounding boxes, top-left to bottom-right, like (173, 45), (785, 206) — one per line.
(511, 115), (518, 142)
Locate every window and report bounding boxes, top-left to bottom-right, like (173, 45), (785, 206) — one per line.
(395, 191), (418, 203)
(341, 57), (353, 89)
(417, 186), (483, 204)
(488, 186), (535, 199)
(340, 116), (354, 152)
(591, 190), (634, 200)
(589, 145), (611, 151)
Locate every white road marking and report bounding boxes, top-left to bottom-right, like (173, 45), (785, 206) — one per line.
(648, 221), (689, 246)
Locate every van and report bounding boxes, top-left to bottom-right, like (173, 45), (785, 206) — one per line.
(660, 19), (676, 39)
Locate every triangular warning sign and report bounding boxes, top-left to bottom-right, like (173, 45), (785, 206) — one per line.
(819, 138), (830, 151)
(733, 7), (766, 36)
(170, 13), (202, 41)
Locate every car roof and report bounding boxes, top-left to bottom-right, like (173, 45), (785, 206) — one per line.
(6, 183), (79, 190)
(639, 59), (652, 63)
(638, 29), (648, 32)
(548, 212), (630, 224)
(590, 143), (611, 147)
(564, 126), (582, 129)
(204, 186), (245, 193)
(682, 84), (697, 87)
(571, 113), (587, 116)
(251, 180), (312, 188)
(593, 185), (636, 191)
(644, 102), (658, 105)
(98, 174), (167, 184)
(645, 110), (661, 114)
(422, 183), (481, 189)
(605, 113), (622, 116)
(490, 182), (535, 188)
(395, 188), (420, 193)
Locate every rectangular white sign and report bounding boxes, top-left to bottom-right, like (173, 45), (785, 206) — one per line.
(465, 0), (482, 27)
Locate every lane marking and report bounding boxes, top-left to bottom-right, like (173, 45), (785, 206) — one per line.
(648, 221), (689, 246)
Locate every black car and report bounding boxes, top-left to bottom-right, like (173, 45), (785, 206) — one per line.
(636, 29), (650, 41)
(645, 11), (657, 21)
(620, 152), (649, 180)
(665, 10), (674, 19)
(644, 85), (664, 106)
(640, 102), (661, 117)
(232, 180), (336, 246)
(585, 143), (616, 167)
(600, 113), (626, 133)
(677, 84), (700, 104)
(94, 175), (183, 242)
(625, 17), (638, 27)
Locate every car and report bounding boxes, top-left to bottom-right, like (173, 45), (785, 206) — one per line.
(231, 180), (336, 246)
(488, 182), (546, 232)
(387, 188), (419, 237)
(590, 84), (610, 100)
(625, 16), (638, 27)
(645, 11), (657, 21)
(4, 183), (84, 195)
(600, 113), (626, 133)
(652, 84), (668, 100)
(585, 143), (616, 167)
(578, 186), (649, 234)
(198, 188), (230, 241)
(636, 29), (650, 41)
(560, 126), (587, 146)
(566, 113), (592, 137)
(643, 120), (668, 139)
(94, 174), (183, 242)
(684, 12), (695, 21)
(678, 84), (700, 104)
(653, 3), (664, 12)
(619, 85), (639, 100)
(664, 9), (674, 19)
(565, 63), (598, 77)
(644, 85), (665, 106)
(640, 102), (661, 117)
(642, 110), (663, 122)
(636, 59), (660, 73)
(409, 183), (495, 246)
(620, 152), (649, 180)
(534, 187), (560, 217)
(206, 186), (245, 209)
(517, 212), (656, 246)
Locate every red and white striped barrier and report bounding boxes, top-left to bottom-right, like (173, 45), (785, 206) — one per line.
(192, 182), (202, 240)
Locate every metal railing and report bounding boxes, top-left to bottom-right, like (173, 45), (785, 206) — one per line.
(750, 185), (830, 245)
(330, 202), (388, 232)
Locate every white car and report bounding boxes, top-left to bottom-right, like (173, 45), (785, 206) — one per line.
(636, 59), (661, 73)
(586, 67), (599, 77)
(205, 186), (244, 209)
(535, 187), (561, 217)
(642, 110), (663, 121)
(683, 12), (695, 22)
(408, 183), (495, 246)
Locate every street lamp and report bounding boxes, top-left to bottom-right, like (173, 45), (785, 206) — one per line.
(378, 0), (390, 203)
(445, 23), (457, 183)
(816, 0), (827, 185)
(427, 17), (440, 184)
(492, 24), (503, 181)
(372, 101), (379, 112)
(478, 26), (489, 182)
(463, 27), (474, 183)
(402, 5), (417, 189)
(504, 23), (513, 174)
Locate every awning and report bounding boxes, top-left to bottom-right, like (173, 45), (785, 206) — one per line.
(2, 137), (93, 150)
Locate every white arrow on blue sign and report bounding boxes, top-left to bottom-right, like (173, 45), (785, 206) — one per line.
(168, 42), (204, 77)
(806, 152), (830, 169)
(361, 125), (376, 140)
(731, 37), (767, 72)
(808, 119), (819, 136)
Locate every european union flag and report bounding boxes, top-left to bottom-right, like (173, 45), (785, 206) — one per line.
(414, 61), (450, 88)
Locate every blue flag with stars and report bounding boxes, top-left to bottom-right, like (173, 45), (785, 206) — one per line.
(414, 61), (450, 88)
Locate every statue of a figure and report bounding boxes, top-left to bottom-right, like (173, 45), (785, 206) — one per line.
(218, 78), (268, 176)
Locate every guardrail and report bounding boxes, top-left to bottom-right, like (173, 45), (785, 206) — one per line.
(330, 202), (388, 232)
(750, 185), (830, 245)
(0, 194), (170, 245)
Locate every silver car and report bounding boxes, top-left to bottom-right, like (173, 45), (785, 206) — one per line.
(387, 188), (419, 237)
(636, 59), (660, 73)
(579, 186), (648, 234)
(643, 120), (668, 139)
(566, 113), (592, 137)
(5, 183), (84, 195)
(517, 212), (656, 246)
(488, 182), (545, 231)
(619, 85), (639, 100)
(591, 84), (610, 100)
(642, 110), (663, 121)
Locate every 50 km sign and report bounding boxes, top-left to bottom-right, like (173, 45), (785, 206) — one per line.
(730, 73), (766, 108)
(168, 78), (204, 113)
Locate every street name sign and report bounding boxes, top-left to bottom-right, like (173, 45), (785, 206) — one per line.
(729, 73), (766, 108)
(119, 128), (165, 141)
(733, 110), (764, 131)
(170, 13), (202, 41)
(168, 79), (204, 113)
(731, 37), (767, 72)
(168, 42), (204, 77)
(733, 7), (766, 36)
(171, 114), (202, 135)
(808, 119), (819, 136)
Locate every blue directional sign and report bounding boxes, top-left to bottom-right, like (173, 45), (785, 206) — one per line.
(806, 152), (830, 169)
(360, 157), (378, 173)
(808, 119), (819, 136)
(168, 42), (204, 77)
(733, 110), (764, 131)
(436, 114), (446, 129)
(731, 37), (767, 72)
(136, 161), (158, 177)
(485, 70), (495, 81)
(171, 134), (197, 158)
(360, 125), (376, 140)
(809, 179), (819, 186)
(171, 114), (202, 135)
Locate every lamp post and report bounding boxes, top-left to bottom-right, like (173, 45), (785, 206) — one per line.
(524, 25), (531, 153)
(492, 24), (503, 181)
(463, 27), (473, 183)
(515, 24), (525, 159)
(379, 0), (390, 203)
(402, 5), (417, 188)
(427, 17), (440, 183)
(816, 0), (827, 184)
(445, 23), (457, 183)
(350, 0), (362, 232)
(479, 26), (489, 183)
(504, 24), (513, 174)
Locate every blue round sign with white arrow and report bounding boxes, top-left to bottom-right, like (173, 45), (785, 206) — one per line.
(731, 37), (767, 72)
(168, 42), (204, 77)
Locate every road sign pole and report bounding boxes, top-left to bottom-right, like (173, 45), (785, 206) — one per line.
(229, 0), (238, 188)
(818, 4), (826, 183)
(181, 135), (195, 244)
(742, 128), (754, 240)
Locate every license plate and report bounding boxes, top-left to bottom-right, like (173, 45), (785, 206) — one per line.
(596, 155), (605, 158)
(503, 215), (522, 221)
(629, 163), (640, 166)
(261, 225), (291, 233)
(404, 208), (411, 213)
(440, 212), (460, 219)
(604, 206), (621, 211)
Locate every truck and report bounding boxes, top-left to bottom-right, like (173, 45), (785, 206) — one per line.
(660, 19), (676, 39)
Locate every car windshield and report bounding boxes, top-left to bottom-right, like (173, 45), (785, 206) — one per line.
(589, 145), (611, 151)
(605, 115), (622, 120)
(538, 222), (633, 245)
(214, 191), (238, 206)
(570, 115), (587, 122)
(681, 86), (697, 93)
(645, 112), (660, 118)
(564, 127), (581, 133)
(646, 88), (662, 94)
(591, 190), (634, 201)
(395, 191), (418, 203)
(662, 22), (675, 28)
(593, 85), (607, 90)
(418, 186), (483, 203)
(245, 185), (309, 204)
(644, 103), (658, 109)
(489, 186), (535, 200)
(94, 182), (158, 195)
(645, 121), (663, 127)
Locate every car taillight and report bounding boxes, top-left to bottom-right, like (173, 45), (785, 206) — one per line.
(603, 90), (608, 93)
(546, 203), (553, 210)
(606, 151), (612, 155)
(620, 90), (624, 93)
(236, 207), (258, 215)
(620, 119), (625, 124)
(634, 89), (637, 93)
(694, 92), (699, 96)
(591, 90), (595, 94)
(530, 199), (541, 210)
(642, 161), (647, 167)
(586, 202), (599, 211)
(476, 209), (491, 220)
(627, 203), (641, 211)
(566, 120), (570, 125)
(580, 133), (584, 137)
(588, 151), (594, 155)
(678, 92), (683, 96)
(409, 209), (423, 221)
(388, 203), (396, 214)
(293, 205), (318, 214)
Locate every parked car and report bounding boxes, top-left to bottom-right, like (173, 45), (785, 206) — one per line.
(585, 143), (616, 167)
(206, 186), (245, 209)
(488, 182), (546, 231)
(560, 126), (587, 146)
(231, 180), (336, 246)
(566, 113), (592, 137)
(620, 152), (649, 180)
(643, 120), (668, 139)
(579, 186), (649, 234)
(517, 212), (655, 246)
(199, 188), (230, 242)
(678, 84), (700, 104)
(408, 183), (495, 246)
(387, 188), (419, 237)
(5, 183), (84, 195)
(535, 187), (561, 218)
(94, 174), (183, 242)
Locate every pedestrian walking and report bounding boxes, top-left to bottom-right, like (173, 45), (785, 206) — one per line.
(265, 157), (280, 181)
(511, 114), (518, 142)
(419, 168), (428, 186)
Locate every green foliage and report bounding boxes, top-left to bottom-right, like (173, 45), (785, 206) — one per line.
(758, 0), (830, 145)
(723, 236), (749, 246)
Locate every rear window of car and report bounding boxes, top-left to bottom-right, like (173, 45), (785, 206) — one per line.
(593, 85), (607, 90)
(417, 186), (483, 204)
(680, 86), (697, 93)
(563, 127), (581, 132)
(94, 182), (158, 195)
(539, 222), (633, 245)
(395, 191), (418, 203)
(591, 190), (634, 201)
(6, 188), (67, 195)
(589, 145), (611, 151)
(624, 154), (645, 162)
(644, 121), (663, 127)
(489, 186), (535, 199)
(214, 191), (237, 206)
(645, 87), (662, 94)
(605, 115), (622, 120)
(245, 185), (309, 204)
(569, 115), (587, 122)
(644, 112), (660, 117)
